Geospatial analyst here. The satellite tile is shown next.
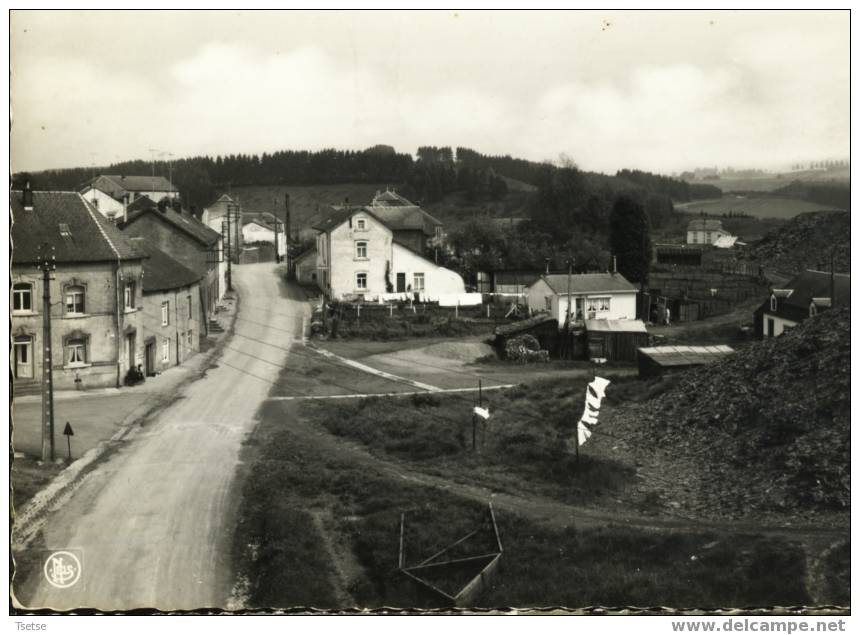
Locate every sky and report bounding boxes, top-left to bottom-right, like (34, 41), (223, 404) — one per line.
(10, 9), (850, 175)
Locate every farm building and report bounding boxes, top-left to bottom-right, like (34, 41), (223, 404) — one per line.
(654, 244), (703, 267)
(585, 319), (650, 362)
(637, 345), (735, 379)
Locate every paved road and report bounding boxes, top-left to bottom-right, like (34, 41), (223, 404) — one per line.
(15, 263), (309, 611)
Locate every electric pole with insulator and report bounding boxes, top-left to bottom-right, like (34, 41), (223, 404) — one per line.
(284, 193), (293, 279)
(38, 242), (56, 463)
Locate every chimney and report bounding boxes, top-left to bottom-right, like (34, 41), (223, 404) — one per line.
(123, 194), (129, 223)
(23, 180), (34, 210)
(544, 257), (550, 274)
(612, 256), (617, 274)
(344, 196), (350, 208)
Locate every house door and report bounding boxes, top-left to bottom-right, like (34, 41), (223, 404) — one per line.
(767, 318), (775, 337)
(396, 273), (406, 293)
(126, 333), (136, 370)
(144, 342), (156, 376)
(13, 337), (33, 379)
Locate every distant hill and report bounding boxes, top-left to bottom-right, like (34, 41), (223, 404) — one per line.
(675, 196), (842, 219)
(228, 183), (392, 241)
(743, 210), (850, 275)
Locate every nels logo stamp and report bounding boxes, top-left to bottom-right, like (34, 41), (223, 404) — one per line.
(43, 550), (82, 589)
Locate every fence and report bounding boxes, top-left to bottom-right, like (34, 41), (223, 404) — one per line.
(328, 300), (502, 324)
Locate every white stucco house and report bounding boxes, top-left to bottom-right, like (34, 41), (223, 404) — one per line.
(80, 175), (179, 222)
(241, 213), (286, 256)
(526, 272), (639, 327)
(312, 198), (464, 302)
(686, 219), (734, 246)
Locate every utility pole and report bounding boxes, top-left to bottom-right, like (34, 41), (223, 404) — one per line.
(38, 242), (56, 463)
(284, 193), (293, 279)
(272, 198), (280, 263)
(225, 203), (234, 291)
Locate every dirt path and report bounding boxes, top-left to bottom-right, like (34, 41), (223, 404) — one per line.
(280, 399), (847, 544)
(13, 263), (310, 611)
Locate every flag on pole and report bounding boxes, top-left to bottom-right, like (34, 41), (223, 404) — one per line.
(577, 376), (610, 446)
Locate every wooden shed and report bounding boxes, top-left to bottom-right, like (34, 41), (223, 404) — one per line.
(584, 319), (650, 362)
(494, 314), (586, 359)
(637, 345), (734, 379)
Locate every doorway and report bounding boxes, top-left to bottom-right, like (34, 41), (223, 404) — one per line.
(396, 272), (406, 293)
(126, 332), (136, 370)
(13, 336), (33, 379)
(144, 340), (156, 376)
(767, 318), (775, 337)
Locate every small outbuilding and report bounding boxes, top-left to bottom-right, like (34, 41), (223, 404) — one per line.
(637, 345), (734, 379)
(584, 319), (650, 362)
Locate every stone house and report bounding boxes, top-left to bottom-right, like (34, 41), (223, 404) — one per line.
(118, 202), (224, 332)
(127, 237), (202, 376)
(11, 189), (147, 392)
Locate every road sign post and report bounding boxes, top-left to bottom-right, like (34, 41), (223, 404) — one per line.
(63, 421), (74, 462)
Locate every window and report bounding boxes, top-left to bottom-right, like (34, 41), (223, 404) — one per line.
(124, 282), (136, 310)
(12, 283), (32, 312)
(65, 286), (85, 314)
(356, 218), (366, 230)
(161, 339), (170, 363)
(770, 295), (777, 312)
(413, 273), (425, 291)
(587, 297), (611, 313)
(355, 241), (368, 259)
(161, 301), (170, 326)
(356, 272), (368, 290)
(187, 295), (192, 319)
(67, 339), (87, 366)
(186, 330), (193, 351)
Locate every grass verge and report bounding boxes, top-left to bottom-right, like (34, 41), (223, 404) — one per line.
(231, 396), (818, 609)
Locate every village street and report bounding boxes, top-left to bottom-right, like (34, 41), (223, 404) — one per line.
(14, 262), (310, 611)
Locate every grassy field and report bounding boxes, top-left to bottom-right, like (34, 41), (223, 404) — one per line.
(675, 196), (843, 219)
(699, 169), (850, 193)
(232, 387), (820, 609)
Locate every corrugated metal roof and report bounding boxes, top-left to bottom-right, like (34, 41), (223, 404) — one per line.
(585, 319), (649, 333)
(638, 345), (734, 367)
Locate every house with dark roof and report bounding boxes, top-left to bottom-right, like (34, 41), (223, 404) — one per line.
(312, 192), (463, 301)
(526, 272), (639, 328)
(126, 237), (203, 375)
(80, 174), (179, 221)
(12, 188), (148, 391)
(118, 201), (225, 331)
(754, 269), (850, 338)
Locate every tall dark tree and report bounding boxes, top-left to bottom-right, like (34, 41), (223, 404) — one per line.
(609, 195), (652, 287)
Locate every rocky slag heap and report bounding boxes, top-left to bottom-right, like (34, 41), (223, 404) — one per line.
(747, 211), (850, 274)
(624, 307), (850, 513)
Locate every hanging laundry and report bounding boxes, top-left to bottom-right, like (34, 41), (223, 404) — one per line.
(577, 376), (611, 446)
